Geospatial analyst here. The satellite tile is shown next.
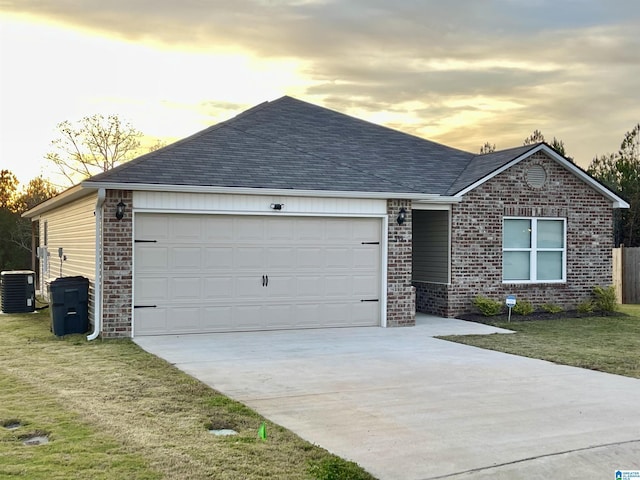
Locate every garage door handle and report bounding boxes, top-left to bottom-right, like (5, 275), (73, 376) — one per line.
(265, 275), (269, 287)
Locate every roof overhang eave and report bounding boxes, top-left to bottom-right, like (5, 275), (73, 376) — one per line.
(80, 181), (445, 201)
(21, 184), (95, 219)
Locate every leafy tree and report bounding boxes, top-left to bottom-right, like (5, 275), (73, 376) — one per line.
(588, 123), (640, 247)
(0, 170), (19, 211)
(479, 142), (496, 154)
(0, 173), (59, 271)
(523, 129), (572, 162)
(15, 176), (59, 211)
(0, 170), (25, 270)
(46, 114), (142, 185)
(523, 129), (546, 146)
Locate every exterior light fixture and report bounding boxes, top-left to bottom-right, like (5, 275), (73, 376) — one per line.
(397, 207), (407, 225)
(270, 203), (284, 210)
(115, 200), (126, 220)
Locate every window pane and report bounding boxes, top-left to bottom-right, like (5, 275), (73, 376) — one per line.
(537, 220), (564, 248)
(537, 251), (563, 280)
(504, 220), (531, 248)
(504, 251), (530, 280)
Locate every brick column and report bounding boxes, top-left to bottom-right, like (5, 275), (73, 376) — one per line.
(101, 190), (133, 338)
(387, 199), (415, 326)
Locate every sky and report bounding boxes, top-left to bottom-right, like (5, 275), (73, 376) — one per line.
(1, 0), (639, 186)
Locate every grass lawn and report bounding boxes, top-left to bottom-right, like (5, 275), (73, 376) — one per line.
(440, 304), (640, 379)
(0, 308), (375, 480)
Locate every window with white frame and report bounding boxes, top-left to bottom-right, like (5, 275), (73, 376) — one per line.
(503, 218), (566, 282)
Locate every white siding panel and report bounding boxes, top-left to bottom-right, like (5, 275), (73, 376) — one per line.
(39, 193), (98, 285)
(133, 191), (386, 216)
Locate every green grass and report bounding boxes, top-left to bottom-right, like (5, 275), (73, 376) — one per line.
(0, 308), (375, 480)
(440, 304), (640, 378)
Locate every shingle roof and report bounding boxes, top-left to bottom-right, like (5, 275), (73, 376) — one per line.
(86, 96), (536, 196)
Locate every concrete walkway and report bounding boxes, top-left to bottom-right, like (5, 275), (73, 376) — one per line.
(134, 315), (640, 479)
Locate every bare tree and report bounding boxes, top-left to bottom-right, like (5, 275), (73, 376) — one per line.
(46, 114), (142, 185)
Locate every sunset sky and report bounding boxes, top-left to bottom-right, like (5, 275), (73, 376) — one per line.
(1, 1), (639, 186)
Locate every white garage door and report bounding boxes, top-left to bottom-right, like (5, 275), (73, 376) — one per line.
(133, 214), (382, 335)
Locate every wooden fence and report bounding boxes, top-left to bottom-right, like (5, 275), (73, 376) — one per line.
(613, 246), (640, 304)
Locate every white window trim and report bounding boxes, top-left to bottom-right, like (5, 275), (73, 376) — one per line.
(502, 217), (566, 284)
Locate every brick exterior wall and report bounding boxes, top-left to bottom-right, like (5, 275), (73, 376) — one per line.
(444, 152), (614, 316)
(101, 190), (133, 338)
(387, 199), (416, 326)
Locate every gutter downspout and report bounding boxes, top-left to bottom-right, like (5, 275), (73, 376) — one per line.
(87, 188), (106, 341)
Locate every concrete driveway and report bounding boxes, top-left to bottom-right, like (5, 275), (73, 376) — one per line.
(134, 315), (640, 480)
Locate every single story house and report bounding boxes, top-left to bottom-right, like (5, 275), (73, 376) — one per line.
(24, 96), (629, 338)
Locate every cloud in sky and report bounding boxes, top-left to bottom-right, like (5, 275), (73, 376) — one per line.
(1, 0), (639, 184)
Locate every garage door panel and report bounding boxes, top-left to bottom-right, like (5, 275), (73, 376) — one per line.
(354, 247), (379, 269)
(204, 217), (234, 242)
(172, 247), (202, 269)
(173, 307), (201, 332)
(324, 276), (350, 297)
(171, 216), (202, 242)
(325, 248), (351, 268)
(235, 218), (265, 242)
(201, 306), (233, 329)
(136, 215), (169, 240)
(135, 307), (168, 335)
(265, 219), (294, 241)
(137, 246), (169, 271)
(203, 278), (233, 298)
(235, 247), (265, 269)
(171, 277), (201, 299)
(266, 247), (296, 269)
(234, 305), (266, 329)
(296, 219), (324, 241)
(353, 275), (379, 296)
(134, 214), (381, 335)
(296, 248), (324, 268)
(204, 247), (234, 269)
(296, 276), (323, 297)
(235, 276), (266, 299)
(265, 275), (296, 297)
(353, 219), (380, 241)
(135, 277), (169, 302)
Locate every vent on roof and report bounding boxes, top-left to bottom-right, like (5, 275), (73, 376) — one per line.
(525, 164), (547, 189)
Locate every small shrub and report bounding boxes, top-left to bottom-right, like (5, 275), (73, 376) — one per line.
(512, 300), (534, 316)
(577, 300), (594, 314)
(592, 285), (618, 313)
(541, 303), (564, 314)
(473, 296), (503, 316)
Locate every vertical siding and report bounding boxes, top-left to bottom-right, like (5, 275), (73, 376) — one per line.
(412, 210), (449, 283)
(133, 191), (387, 215)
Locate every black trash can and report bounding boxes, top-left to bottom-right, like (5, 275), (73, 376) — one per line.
(49, 276), (89, 336)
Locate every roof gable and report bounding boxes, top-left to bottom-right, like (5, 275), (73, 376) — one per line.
(451, 143), (629, 208)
